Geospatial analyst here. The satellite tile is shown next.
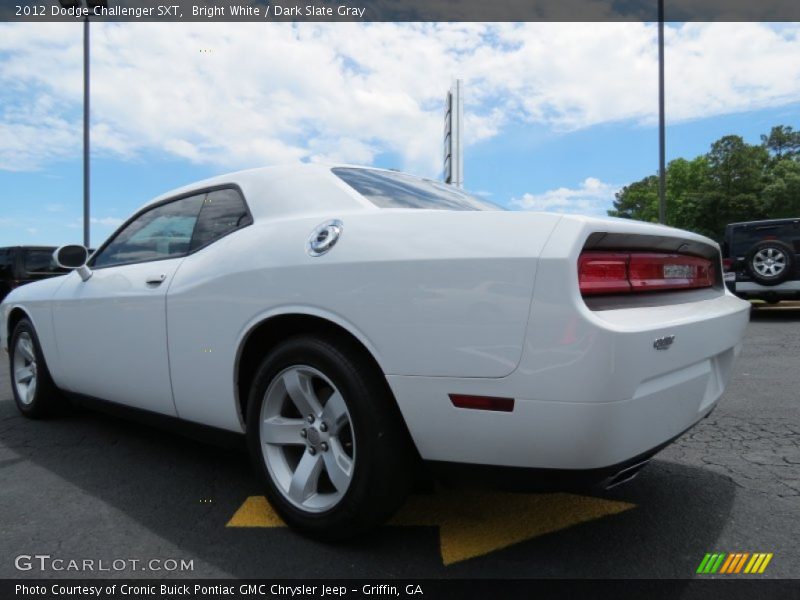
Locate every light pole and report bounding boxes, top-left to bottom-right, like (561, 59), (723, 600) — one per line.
(82, 13), (90, 248)
(58, 0), (106, 248)
(658, 0), (666, 225)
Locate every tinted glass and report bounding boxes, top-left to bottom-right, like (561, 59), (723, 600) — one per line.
(190, 188), (252, 252)
(729, 220), (800, 258)
(93, 194), (204, 268)
(22, 249), (63, 273)
(0, 249), (10, 274)
(332, 167), (502, 211)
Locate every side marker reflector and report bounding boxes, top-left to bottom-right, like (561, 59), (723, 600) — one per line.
(449, 394), (515, 412)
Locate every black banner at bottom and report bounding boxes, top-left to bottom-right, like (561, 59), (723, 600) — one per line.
(3, 579), (799, 600)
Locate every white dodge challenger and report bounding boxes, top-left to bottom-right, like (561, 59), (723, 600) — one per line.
(1, 164), (750, 538)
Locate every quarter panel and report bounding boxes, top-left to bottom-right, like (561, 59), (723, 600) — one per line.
(383, 216), (750, 469)
(165, 211), (562, 430)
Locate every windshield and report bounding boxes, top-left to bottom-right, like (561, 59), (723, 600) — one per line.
(332, 167), (503, 211)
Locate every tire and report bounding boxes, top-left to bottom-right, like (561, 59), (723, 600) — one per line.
(746, 240), (795, 286)
(9, 318), (66, 419)
(246, 334), (415, 540)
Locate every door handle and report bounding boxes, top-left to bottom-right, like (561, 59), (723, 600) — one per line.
(146, 273), (167, 285)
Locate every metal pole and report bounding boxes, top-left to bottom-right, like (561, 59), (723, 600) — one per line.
(83, 16), (90, 248)
(454, 79), (463, 188)
(658, 1), (666, 224)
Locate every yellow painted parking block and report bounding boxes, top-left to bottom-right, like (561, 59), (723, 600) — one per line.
(227, 491), (635, 565)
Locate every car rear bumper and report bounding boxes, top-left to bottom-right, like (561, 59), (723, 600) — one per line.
(425, 414), (711, 492)
(734, 279), (800, 299)
(388, 292), (750, 471)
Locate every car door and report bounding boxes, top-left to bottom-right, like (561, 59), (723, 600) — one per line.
(52, 193), (205, 415)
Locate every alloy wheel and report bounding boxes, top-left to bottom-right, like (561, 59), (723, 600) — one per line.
(259, 365), (356, 512)
(13, 332), (38, 406)
(752, 247), (787, 278)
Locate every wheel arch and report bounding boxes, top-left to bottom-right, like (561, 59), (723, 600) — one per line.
(6, 306), (33, 345)
(234, 311), (397, 430)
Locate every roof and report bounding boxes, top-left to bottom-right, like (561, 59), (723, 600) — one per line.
(727, 217), (800, 227)
(138, 163), (378, 221)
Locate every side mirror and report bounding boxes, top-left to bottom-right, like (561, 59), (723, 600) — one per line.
(53, 245), (92, 282)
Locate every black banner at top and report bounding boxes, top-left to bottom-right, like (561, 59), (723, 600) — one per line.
(3, 0), (800, 23)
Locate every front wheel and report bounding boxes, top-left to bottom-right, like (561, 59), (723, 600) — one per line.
(246, 334), (415, 540)
(9, 318), (65, 418)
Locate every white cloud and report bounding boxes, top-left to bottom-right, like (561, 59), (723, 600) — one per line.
(90, 216), (124, 227)
(512, 177), (619, 215)
(0, 22), (799, 175)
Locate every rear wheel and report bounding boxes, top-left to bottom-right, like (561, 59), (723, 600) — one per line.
(246, 334), (415, 540)
(9, 318), (65, 418)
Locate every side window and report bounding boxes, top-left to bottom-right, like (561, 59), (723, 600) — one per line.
(189, 188), (252, 252)
(0, 249), (10, 276)
(22, 248), (65, 274)
(92, 194), (205, 268)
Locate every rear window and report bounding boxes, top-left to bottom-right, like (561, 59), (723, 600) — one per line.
(727, 219), (800, 257)
(332, 167), (502, 211)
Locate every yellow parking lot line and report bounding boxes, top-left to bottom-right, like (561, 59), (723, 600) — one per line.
(227, 490), (636, 565)
(227, 496), (286, 527)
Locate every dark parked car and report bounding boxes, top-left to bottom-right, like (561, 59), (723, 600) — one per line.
(722, 217), (800, 304)
(0, 246), (69, 302)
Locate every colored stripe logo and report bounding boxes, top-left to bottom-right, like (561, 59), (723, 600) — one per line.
(697, 552), (773, 574)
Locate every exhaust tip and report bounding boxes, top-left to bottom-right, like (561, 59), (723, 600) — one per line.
(602, 459), (651, 490)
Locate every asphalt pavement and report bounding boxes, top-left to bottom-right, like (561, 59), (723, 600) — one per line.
(0, 303), (798, 579)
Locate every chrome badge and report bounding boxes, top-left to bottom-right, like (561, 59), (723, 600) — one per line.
(653, 335), (675, 351)
(307, 219), (343, 257)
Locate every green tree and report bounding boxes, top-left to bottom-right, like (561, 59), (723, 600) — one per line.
(608, 175), (659, 222)
(761, 125), (800, 160)
(666, 156), (713, 236)
(608, 126), (798, 241)
(762, 158), (800, 218)
(706, 135), (769, 197)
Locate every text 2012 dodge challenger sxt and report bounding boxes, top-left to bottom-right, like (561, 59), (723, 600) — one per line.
(1, 165), (750, 539)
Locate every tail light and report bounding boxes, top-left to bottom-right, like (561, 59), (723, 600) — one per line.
(722, 258), (733, 272)
(579, 251), (715, 296)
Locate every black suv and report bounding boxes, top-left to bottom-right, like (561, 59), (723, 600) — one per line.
(723, 218), (800, 304)
(0, 246), (69, 302)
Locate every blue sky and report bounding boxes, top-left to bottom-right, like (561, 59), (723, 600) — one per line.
(1, 22), (799, 247)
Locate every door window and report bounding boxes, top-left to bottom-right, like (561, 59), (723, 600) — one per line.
(92, 194), (205, 268)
